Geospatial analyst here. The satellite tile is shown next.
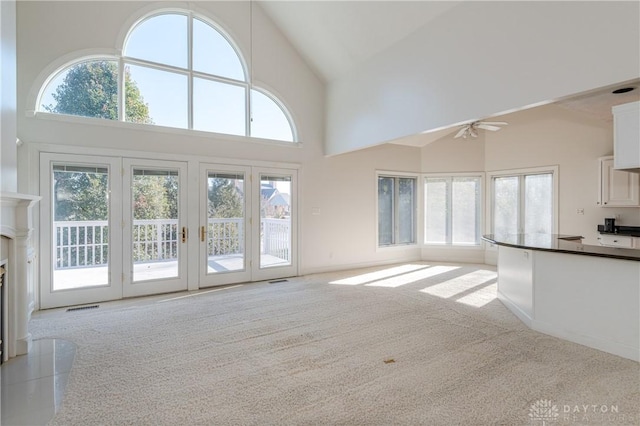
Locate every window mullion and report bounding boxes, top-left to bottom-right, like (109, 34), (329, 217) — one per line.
(475, 177), (481, 244)
(246, 85), (252, 137)
(518, 175), (525, 234)
(393, 178), (399, 245)
(187, 13), (194, 130)
(446, 178), (453, 244)
(118, 59), (125, 122)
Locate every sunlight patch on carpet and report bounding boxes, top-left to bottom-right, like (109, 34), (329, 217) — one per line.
(456, 283), (498, 307)
(365, 265), (459, 288)
(329, 264), (428, 285)
(420, 270), (496, 298)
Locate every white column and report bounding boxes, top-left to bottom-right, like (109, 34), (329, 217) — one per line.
(1, 193), (40, 359)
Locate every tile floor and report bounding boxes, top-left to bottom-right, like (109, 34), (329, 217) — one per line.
(1, 339), (75, 426)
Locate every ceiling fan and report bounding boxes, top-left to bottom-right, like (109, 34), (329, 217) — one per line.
(454, 121), (508, 139)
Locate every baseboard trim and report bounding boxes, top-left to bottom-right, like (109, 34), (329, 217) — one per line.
(497, 291), (533, 327)
(532, 320), (639, 362)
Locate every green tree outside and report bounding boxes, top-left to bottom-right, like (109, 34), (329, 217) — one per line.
(44, 61), (152, 124)
(208, 178), (244, 255)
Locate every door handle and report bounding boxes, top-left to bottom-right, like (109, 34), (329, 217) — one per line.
(200, 226), (206, 242)
(182, 227), (188, 243)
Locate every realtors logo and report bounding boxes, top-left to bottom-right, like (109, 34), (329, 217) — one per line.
(528, 400), (630, 424)
(529, 399), (559, 425)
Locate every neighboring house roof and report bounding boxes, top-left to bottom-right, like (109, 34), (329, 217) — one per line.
(260, 183), (290, 207)
(261, 187), (277, 200)
(268, 193), (289, 207)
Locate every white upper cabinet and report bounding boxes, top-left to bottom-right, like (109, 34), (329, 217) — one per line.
(598, 156), (640, 207)
(613, 101), (640, 170)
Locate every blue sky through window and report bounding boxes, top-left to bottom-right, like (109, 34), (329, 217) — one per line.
(125, 14), (188, 68)
(194, 78), (246, 135)
(193, 18), (245, 81)
(127, 64), (188, 129)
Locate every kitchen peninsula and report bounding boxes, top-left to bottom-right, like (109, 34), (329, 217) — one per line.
(483, 234), (640, 361)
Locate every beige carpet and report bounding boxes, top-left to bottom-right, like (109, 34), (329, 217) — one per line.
(30, 262), (639, 425)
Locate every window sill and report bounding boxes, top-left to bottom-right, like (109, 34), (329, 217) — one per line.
(422, 244), (484, 250)
(28, 111), (303, 148)
(377, 243), (419, 251)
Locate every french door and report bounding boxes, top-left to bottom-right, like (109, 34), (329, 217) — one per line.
(199, 164), (297, 287)
(40, 153), (188, 309)
(40, 154), (297, 308)
(122, 159), (188, 298)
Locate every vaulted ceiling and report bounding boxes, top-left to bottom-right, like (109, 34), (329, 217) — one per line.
(259, 1), (639, 149)
(260, 1), (461, 83)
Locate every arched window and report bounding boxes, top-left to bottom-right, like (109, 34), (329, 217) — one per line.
(251, 89), (294, 142)
(41, 59), (121, 120)
(37, 11), (297, 143)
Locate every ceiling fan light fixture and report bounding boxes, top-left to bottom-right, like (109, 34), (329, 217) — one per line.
(454, 120), (507, 139)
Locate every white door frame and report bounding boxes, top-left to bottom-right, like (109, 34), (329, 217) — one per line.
(39, 153), (123, 309)
(251, 167), (298, 282)
(199, 163), (253, 288)
(122, 158), (189, 298)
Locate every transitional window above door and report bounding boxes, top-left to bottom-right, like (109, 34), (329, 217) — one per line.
(35, 9), (297, 143)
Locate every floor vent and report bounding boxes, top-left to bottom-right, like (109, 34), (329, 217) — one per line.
(67, 305), (99, 312)
(269, 279), (288, 284)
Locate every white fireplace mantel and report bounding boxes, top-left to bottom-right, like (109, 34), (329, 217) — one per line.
(1, 191), (41, 360)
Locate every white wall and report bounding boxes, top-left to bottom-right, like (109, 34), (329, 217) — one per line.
(420, 103), (638, 248)
(302, 143), (422, 274)
(1, 0), (18, 192)
(327, 1), (640, 156)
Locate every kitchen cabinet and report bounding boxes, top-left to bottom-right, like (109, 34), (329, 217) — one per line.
(613, 101), (640, 170)
(597, 233), (637, 249)
(598, 156), (640, 207)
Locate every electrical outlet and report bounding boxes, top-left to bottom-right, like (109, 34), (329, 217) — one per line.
(615, 214), (621, 220)
(576, 208), (584, 215)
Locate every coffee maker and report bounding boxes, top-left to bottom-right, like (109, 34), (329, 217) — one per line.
(604, 218), (616, 233)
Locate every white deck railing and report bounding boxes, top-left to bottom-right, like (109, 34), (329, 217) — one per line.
(261, 218), (291, 262)
(54, 217), (291, 269)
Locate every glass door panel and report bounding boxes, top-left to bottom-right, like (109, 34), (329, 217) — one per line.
(40, 153), (123, 309)
(200, 164), (251, 287)
(52, 165), (110, 290)
(252, 168), (297, 282)
(259, 175), (292, 269)
(123, 159), (187, 298)
(131, 169), (179, 282)
(206, 172), (246, 273)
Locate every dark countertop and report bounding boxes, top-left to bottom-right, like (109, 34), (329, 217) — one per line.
(482, 233), (640, 261)
(597, 225), (640, 237)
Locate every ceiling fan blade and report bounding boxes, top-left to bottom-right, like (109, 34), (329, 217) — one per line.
(454, 127), (468, 138)
(476, 124), (502, 131)
(478, 121), (508, 126)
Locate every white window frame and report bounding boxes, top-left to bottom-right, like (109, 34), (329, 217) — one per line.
(376, 171), (419, 249)
(31, 9), (298, 144)
(486, 166), (559, 238)
(424, 172), (484, 248)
